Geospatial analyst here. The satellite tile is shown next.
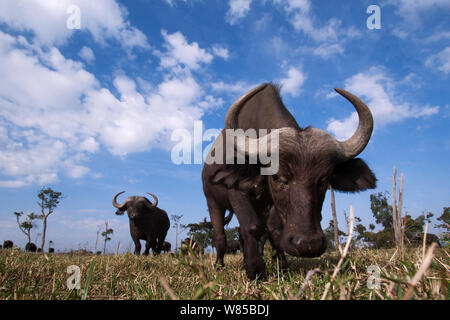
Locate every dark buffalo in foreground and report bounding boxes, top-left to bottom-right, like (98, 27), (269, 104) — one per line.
(3, 240), (13, 249)
(202, 83), (376, 279)
(25, 242), (37, 252)
(113, 191), (170, 255)
(161, 241), (171, 253)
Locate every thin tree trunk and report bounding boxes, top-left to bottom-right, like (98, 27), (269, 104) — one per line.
(175, 226), (179, 251)
(392, 166), (398, 244)
(103, 222), (108, 254)
(392, 166), (405, 250)
(40, 216), (47, 251)
(330, 186), (341, 253)
(398, 173), (404, 249)
(94, 229), (100, 252)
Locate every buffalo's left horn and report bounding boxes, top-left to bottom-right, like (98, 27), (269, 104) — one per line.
(146, 193), (158, 207)
(112, 191), (127, 210)
(234, 127), (297, 158)
(334, 88), (373, 160)
(225, 83), (269, 129)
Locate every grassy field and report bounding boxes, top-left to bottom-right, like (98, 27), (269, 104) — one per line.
(0, 246), (448, 300)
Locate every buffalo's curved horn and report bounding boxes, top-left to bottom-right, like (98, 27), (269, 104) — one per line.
(334, 88), (374, 160)
(234, 127), (297, 158)
(225, 83), (269, 129)
(112, 191), (127, 210)
(146, 192), (158, 208)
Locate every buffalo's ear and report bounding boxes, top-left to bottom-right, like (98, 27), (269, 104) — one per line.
(330, 158), (377, 192)
(115, 209), (125, 216)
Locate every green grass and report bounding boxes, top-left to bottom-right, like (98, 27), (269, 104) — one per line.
(0, 246), (448, 300)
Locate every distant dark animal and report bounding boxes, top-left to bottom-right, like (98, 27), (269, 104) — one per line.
(411, 233), (441, 247)
(226, 239), (241, 254)
(96, 251), (102, 255)
(3, 240), (13, 249)
(48, 248), (55, 253)
(113, 191), (170, 255)
(161, 241), (171, 253)
(181, 238), (204, 255)
(25, 242), (37, 252)
(202, 83), (376, 279)
(37, 248), (42, 253)
(0, 245), (2, 249)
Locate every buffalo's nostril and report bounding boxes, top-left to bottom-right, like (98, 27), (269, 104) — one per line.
(288, 235), (295, 245)
(288, 235), (302, 247)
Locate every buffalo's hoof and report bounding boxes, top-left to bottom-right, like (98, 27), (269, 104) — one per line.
(245, 262), (267, 280)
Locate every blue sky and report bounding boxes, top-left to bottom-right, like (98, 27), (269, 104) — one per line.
(0, 0), (448, 252)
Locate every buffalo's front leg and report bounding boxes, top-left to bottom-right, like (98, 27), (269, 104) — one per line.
(133, 238), (142, 255)
(229, 190), (266, 280)
(267, 206), (288, 271)
(153, 237), (163, 255)
(207, 200), (227, 268)
(144, 241), (152, 255)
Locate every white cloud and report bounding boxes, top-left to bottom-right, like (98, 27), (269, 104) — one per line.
(312, 43), (345, 59)
(278, 66), (306, 97)
(211, 81), (254, 94)
(425, 47), (450, 74)
(387, 0), (450, 37)
(388, 0), (450, 23)
(212, 45), (230, 60)
(271, 0), (360, 58)
(158, 30), (214, 71)
(272, 0), (349, 42)
(78, 46), (95, 64)
(163, 0), (191, 7)
(424, 31), (450, 43)
(327, 67), (439, 140)
(226, 0), (253, 25)
(0, 0), (149, 51)
(0, 28), (221, 187)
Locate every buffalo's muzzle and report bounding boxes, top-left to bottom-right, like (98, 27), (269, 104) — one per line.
(283, 233), (327, 257)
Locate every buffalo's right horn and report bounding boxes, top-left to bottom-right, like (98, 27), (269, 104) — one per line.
(146, 193), (158, 208)
(112, 191), (127, 210)
(333, 88), (374, 160)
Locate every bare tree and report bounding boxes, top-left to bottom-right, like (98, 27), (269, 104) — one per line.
(14, 211), (39, 244)
(101, 221), (114, 254)
(94, 225), (102, 253)
(171, 214), (185, 250)
(392, 166), (404, 250)
(37, 187), (63, 251)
